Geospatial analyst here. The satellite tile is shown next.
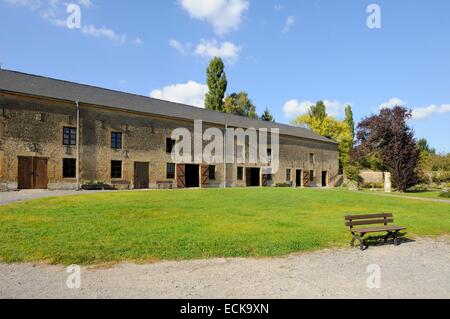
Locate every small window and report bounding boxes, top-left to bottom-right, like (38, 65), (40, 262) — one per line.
(209, 166), (216, 180)
(267, 149), (272, 162)
(167, 163), (175, 179)
(111, 161), (122, 179)
(309, 153), (315, 165)
(63, 127), (77, 146)
(111, 132), (122, 149)
(237, 167), (244, 181)
(63, 159), (76, 178)
(310, 170), (315, 182)
(286, 169), (291, 182)
(166, 138), (176, 154)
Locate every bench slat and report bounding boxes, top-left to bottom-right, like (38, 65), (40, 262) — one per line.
(345, 213), (392, 221)
(346, 218), (394, 227)
(352, 225), (406, 234)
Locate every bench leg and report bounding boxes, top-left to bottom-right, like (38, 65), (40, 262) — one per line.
(384, 231), (393, 244)
(393, 230), (401, 246)
(351, 233), (365, 250)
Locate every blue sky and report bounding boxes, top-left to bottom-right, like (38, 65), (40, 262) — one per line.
(1, 0), (449, 152)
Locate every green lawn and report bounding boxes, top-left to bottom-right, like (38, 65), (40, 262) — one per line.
(0, 188), (449, 265)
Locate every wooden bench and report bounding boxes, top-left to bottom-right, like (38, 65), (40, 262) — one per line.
(345, 213), (406, 250)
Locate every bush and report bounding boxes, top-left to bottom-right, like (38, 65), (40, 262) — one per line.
(439, 191), (450, 199)
(275, 182), (292, 188)
(345, 165), (362, 185)
(361, 182), (384, 189)
(431, 171), (450, 184)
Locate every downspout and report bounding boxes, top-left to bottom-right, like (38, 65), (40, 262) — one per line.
(223, 125), (228, 188)
(75, 101), (80, 190)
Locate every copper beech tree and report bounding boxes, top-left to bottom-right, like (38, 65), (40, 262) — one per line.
(352, 106), (420, 192)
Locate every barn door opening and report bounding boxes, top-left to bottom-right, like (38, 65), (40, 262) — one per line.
(134, 162), (149, 189)
(246, 168), (261, 187)
(185, 164), (200, 188)
(296, 170), (302, 187)
(322, 171), (328, 187)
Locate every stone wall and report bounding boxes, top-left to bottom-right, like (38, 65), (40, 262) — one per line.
(0, 92), (340, 191)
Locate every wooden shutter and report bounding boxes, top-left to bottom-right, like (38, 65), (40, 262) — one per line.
(303, 171), (310, 187)
(18, 157), (33, 189)
(176, 164), (186, 188)
(201, 165), (210, 186)
(262, 174), (268, 187)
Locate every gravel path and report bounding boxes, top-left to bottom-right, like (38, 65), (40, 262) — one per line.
(1, 237), (449, 299)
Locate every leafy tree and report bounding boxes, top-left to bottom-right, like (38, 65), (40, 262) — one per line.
(224, 92), (258, 119)
(293, 113), (353, 171)
(352, 106), (420, 192)
(205, 57), (227, 112)
(345, 105), (355, 140)
(309, 100), (327, 122)
(261, 107), (276, 122)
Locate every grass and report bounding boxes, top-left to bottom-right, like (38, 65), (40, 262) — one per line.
(0, 188), (449, 265)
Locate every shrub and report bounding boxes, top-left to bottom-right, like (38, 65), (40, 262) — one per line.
(275, 182), (292, 188)
(361, 182), (384, 189)
(439, 191), (450, 199)
(345, 165), (362, 185)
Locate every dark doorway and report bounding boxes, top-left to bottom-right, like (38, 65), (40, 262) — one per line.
(18, 156), (48, 190)
(246, 168), (260, 187)
(134, 162), (149, 189)
(185, 164), (200, 188)
(322, 171), (328, 187)
(296, 170), (302, 187)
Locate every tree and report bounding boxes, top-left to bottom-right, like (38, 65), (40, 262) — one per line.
(345, 105), (355, 140)
(308, 101), (327, 123)
(352, 106), (420, 192)
(223, 92), (258, 119)
(261, 107), (276, 122)
(205, 57), (227, 112)
(293, 112), (353, 171)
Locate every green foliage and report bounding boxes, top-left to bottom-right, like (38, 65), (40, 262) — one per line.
(275, 183), (292, 187)
(205, 57), (227, 112)
(345, 105), (355, 140)
(308, 100), (327, 122)
(224, 92), (258, 118)
(439, 191), (450, 199)
(293, 113), (353, 170)
(261, 107), (276, 122)
(1, 188), (449, 264)
(345, 165), (362, 184)
(361, 182), (384, 189)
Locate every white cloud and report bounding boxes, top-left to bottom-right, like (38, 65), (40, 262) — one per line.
(412, 104), (450, 120)
(150, 81), (208, 108)
(3, 0), (140, 46)
(194, 39), (241, 63)
(81, 25), (127, 45)
(273, 4), (283, 12)
(283, 99), (347, 118)
(169, 38), (192, 54)
(178, 0), (249, 35)
(78, 0), (92, 8)
(378, 97), (407, 110)
(282, 16), (295, 34)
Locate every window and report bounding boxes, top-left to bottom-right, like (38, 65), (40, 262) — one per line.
(309, 153), (315, 165)
(267, 149), (272, 162)
(286, 169), (291, 182)
(237, 167), (244, 181)
(167, 163), (175, 179)
(310, 170), (315, 182)
(166, 138), (176, 154)
(209, 166), (216, 180)
(63, 127), (77, 146)
(63, 159), (76, 178)
(111, 132), (122, 149)
(111, 161), (122, 179)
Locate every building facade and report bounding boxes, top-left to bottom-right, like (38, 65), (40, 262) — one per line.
(0, 70), (339, 191)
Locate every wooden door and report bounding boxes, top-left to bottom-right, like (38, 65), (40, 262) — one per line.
(303, 171), (310, 187)
(134, 162), (149, 189)
(18, 156), (33, 189)
(177, 164), (186, 188)
(33, 157), (48, 189)
(201, 165), (209, 187)
(262, 174), (268, 187)
(245, 168), (251, 187)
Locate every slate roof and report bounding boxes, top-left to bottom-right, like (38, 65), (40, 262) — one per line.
(0, 69), (337, 145)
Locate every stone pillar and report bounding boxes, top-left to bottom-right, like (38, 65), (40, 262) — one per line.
(384, 172), (392, 193)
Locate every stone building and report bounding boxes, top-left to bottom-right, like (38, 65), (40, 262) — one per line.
(0, 70), (339, 191)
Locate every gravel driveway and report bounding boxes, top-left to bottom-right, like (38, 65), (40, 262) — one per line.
(1, 237), (449, 299)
